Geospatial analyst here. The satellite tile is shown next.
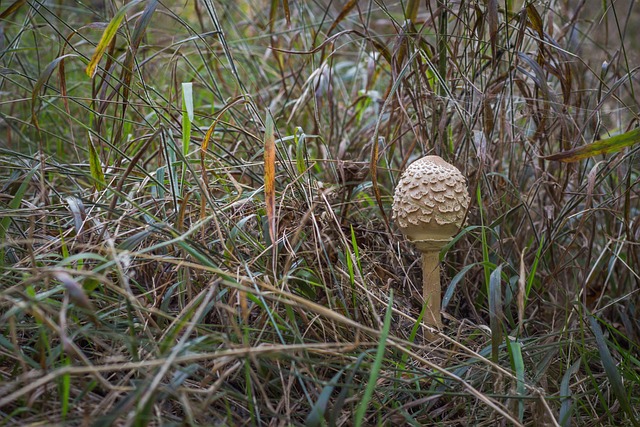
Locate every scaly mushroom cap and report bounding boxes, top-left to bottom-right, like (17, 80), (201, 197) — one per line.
(392, 155), (470, 242)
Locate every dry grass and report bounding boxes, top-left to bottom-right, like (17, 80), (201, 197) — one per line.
(1, 0), (639, 425)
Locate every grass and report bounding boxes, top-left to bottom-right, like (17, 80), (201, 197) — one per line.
(1, 0), (639, 425)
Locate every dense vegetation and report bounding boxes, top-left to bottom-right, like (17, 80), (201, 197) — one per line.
(1, 0), (639, 425)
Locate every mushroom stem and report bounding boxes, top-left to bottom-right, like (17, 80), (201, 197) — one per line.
(421, 251), (442, 329)
(414, 238), (449, 330)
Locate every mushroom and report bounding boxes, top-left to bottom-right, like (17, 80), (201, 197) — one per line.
(392, 155), (470, 329)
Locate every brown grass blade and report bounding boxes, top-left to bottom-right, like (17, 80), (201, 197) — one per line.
(0, 0), (26, 20)
(327, 0), (357, 36)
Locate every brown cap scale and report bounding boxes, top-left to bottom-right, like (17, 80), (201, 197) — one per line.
(392, 155), (470, 330)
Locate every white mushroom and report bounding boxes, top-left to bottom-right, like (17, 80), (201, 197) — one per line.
(392, 155), (470, 329)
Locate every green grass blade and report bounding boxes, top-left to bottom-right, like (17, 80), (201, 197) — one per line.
(60, 354), (70, 419)
(559, 360), (581, 427)
(589, 315), (639, 426)
(86, 0), (143, 78)
(442, 263), (477, 310)
(182, 82), (193, 157)
(507, 338), (525, 422)
(525, 235), (544, 299)
(88, 134), (105, 191)
(489, 265), (503, 364)
(476, 185), (491, 293)
(544, 127), (640, 162)
(294, 127), (306, 175)
(306, 369), (344, 427)
(400, 302), (427, 369)
(350, 225), (362, 273)
(354, 290), (393, 427)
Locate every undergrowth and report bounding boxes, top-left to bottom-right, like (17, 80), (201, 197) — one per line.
(1, 0), (639, 425)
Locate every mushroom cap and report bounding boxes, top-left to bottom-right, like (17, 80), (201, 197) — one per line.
(392, 155), (470, 242)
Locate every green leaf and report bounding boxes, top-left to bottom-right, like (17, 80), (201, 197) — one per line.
(182, 82), (193, 157)
(525, 235), (545, 299)
(544, 127), (640, 162)
(559, 360), (580, 426)
(88, 135), (105, 191)
(350, 225), (361, 273)
(354, 290), (393, 427)
(405, 0), (420, 21)
(589, 316), (640, 426)
(60, 354), (71, 418)
(330, 352), (368, 425)
(442, 262), (478, 310)
(489, 265), (503, 363)
(507, 338), (525, 422)
(85, 0), (143, 78)
(306, 369), (344, 427)
(294, 127), (306, 175)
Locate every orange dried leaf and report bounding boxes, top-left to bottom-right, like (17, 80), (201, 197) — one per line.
(283, 0), (291, 27)
(264, 113), (276, 245)
(202, 122), (216, 154)
(327, 0), (357, 36)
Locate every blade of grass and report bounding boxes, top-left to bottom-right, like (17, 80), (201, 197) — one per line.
(354, 290), (393, 427)
(399, 302), (427, 369)
(88, 134), (105, 191)
(477, 184), (491, 293)
(85, 0), (143, 78)
(182, 82), (193, 157)
(306, 369), (345, 427)
(0, 0), (26, 19)
(330, 352), (369, 426)
(489, 265), (503, 364)
(327, 0), (357, 35)
(544, 127), (640, 162)
(59, 354), (70, 419)
(525, 235), (544, 300)
(589, 315), (639, 426)
(507, 338), (525, 422)
(559, 359), (581, 427)
(442, 263), (477, 310)
(264, 110), (276, 251)
(294, 127), (307, 176)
